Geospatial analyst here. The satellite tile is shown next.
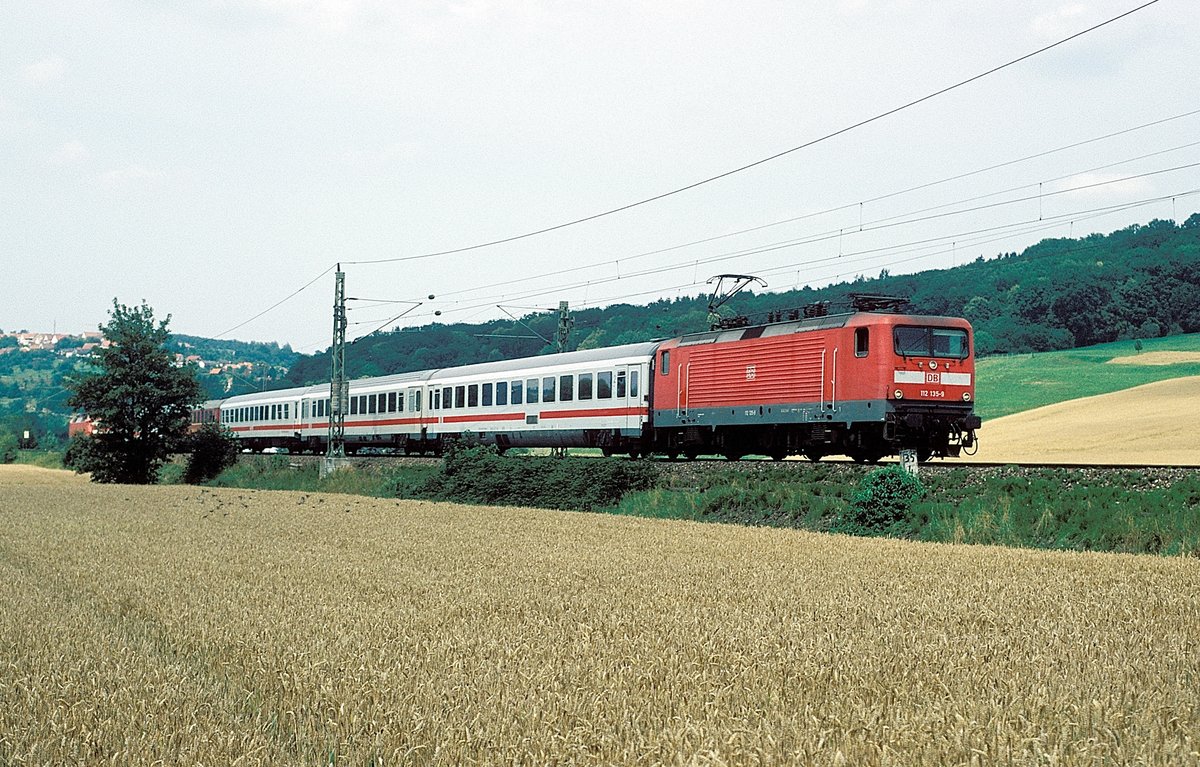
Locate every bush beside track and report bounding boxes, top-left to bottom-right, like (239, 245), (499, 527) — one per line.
(200, 454), (1200, 557)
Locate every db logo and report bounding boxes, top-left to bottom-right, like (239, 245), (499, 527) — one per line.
(746, 365), (757, 381)
(926, 372), (941, 383)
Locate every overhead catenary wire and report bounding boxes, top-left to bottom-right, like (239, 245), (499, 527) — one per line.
(416, 122), (1200, 304)
(404, 189), (1200, 322)
(406, 165), (1200, 317)
(343, 0), (1163, 267)
(206, 6), (1177, 342)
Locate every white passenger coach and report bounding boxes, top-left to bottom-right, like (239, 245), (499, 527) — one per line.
(206, 342), (657, 455)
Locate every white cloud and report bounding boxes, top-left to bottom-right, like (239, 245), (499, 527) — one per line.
(99, 164), (165, 190)
(223, 0), (364, 31)
(1050, 171), (1153, 200)
(1030, 4), (1090, 41)
(21, 56), (68, 87)
(49, 140), (88, 165)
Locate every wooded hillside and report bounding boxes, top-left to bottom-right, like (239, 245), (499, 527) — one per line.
(284, 216), (1200, 386)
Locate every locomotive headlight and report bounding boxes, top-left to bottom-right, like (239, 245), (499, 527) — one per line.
(962, 392), (972, 402)
(894, 389), (904, 399)
(929, 360), (938, 370)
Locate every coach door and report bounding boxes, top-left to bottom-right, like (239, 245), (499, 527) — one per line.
(615, 363), (643, 430)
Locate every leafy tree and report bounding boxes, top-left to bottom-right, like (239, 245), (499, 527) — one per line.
(67, 300), (203, 484)
(183, 423), (240, 484)
(0, 432), (17, 464)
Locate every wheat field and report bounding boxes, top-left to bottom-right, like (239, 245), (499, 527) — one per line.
(1, 469), (1198, 765)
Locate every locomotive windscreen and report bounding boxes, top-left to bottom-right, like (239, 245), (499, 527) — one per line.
(893, 326), (969, 359)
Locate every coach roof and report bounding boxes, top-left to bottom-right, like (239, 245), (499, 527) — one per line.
(427, 341), (660, 382)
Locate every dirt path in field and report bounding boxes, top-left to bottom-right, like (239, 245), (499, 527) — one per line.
(969, 375), (1200, 465)
(0, 464), (89, 485)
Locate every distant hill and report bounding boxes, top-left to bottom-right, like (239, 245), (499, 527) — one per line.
(0, 334), (298, 446)
(284, 215), (1200, 387)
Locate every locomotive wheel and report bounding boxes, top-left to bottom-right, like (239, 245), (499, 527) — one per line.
(601, 447), (614, 458)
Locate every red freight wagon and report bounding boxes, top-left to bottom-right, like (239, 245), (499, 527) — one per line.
(649, 309), (979, 462)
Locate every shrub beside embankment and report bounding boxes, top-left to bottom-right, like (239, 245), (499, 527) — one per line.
(197, 454), (1200, 556)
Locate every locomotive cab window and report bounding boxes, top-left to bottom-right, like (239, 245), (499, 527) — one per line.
(893, 326), (969, 359)
(855, 328), (869, 357)
(659, 350), (670, 375)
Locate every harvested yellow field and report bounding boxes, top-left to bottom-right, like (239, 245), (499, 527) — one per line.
(972, 375), (1200, 465)
(1, 478), (1198, 765)
(1108, 351), (1200, 365)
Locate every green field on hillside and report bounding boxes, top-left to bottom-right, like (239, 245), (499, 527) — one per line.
(975, 333), (1200, 420)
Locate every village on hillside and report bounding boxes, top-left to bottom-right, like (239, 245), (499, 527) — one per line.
(0, 330), (259, 379)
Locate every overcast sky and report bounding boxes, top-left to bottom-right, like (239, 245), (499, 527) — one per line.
(3, 0), (1198, 350)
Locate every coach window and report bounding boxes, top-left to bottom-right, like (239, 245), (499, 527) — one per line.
(455, 385), (466, 409)
(526, 379), (539, 404)
(855, 327), (869, 357)
(442, 387), (452, 409)
(512, 381), (524, 405)
(271, 404), (278, 420)
(397, 392), (404, 412)
(387, 392), (397, 412)
(496, 381), (508, 406)
(659, 350), (670, 375)
(468, 384), (479, 408)
(597, 371), (612, 399)
(350, 398), (358, 415)
(559, 374), (574, 402)
(413, 391), (421, 411)
(616, 371), (627, 398)
(631, 370), (640, 399)
(368, 395), (377, 415)
(578, 373), (593, 400)
(482, 383), (493, 407)
(284, 404), (289, 420)
(542, 377), (555, 403)
(432, 389), (440, 410)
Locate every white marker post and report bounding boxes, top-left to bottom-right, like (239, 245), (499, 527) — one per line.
(899, 448), (919, 477)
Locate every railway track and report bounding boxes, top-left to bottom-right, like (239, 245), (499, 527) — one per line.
(239, 452), (1198, 473)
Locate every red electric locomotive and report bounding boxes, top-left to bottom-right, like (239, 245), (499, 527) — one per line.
(647, 298), (980, 462)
